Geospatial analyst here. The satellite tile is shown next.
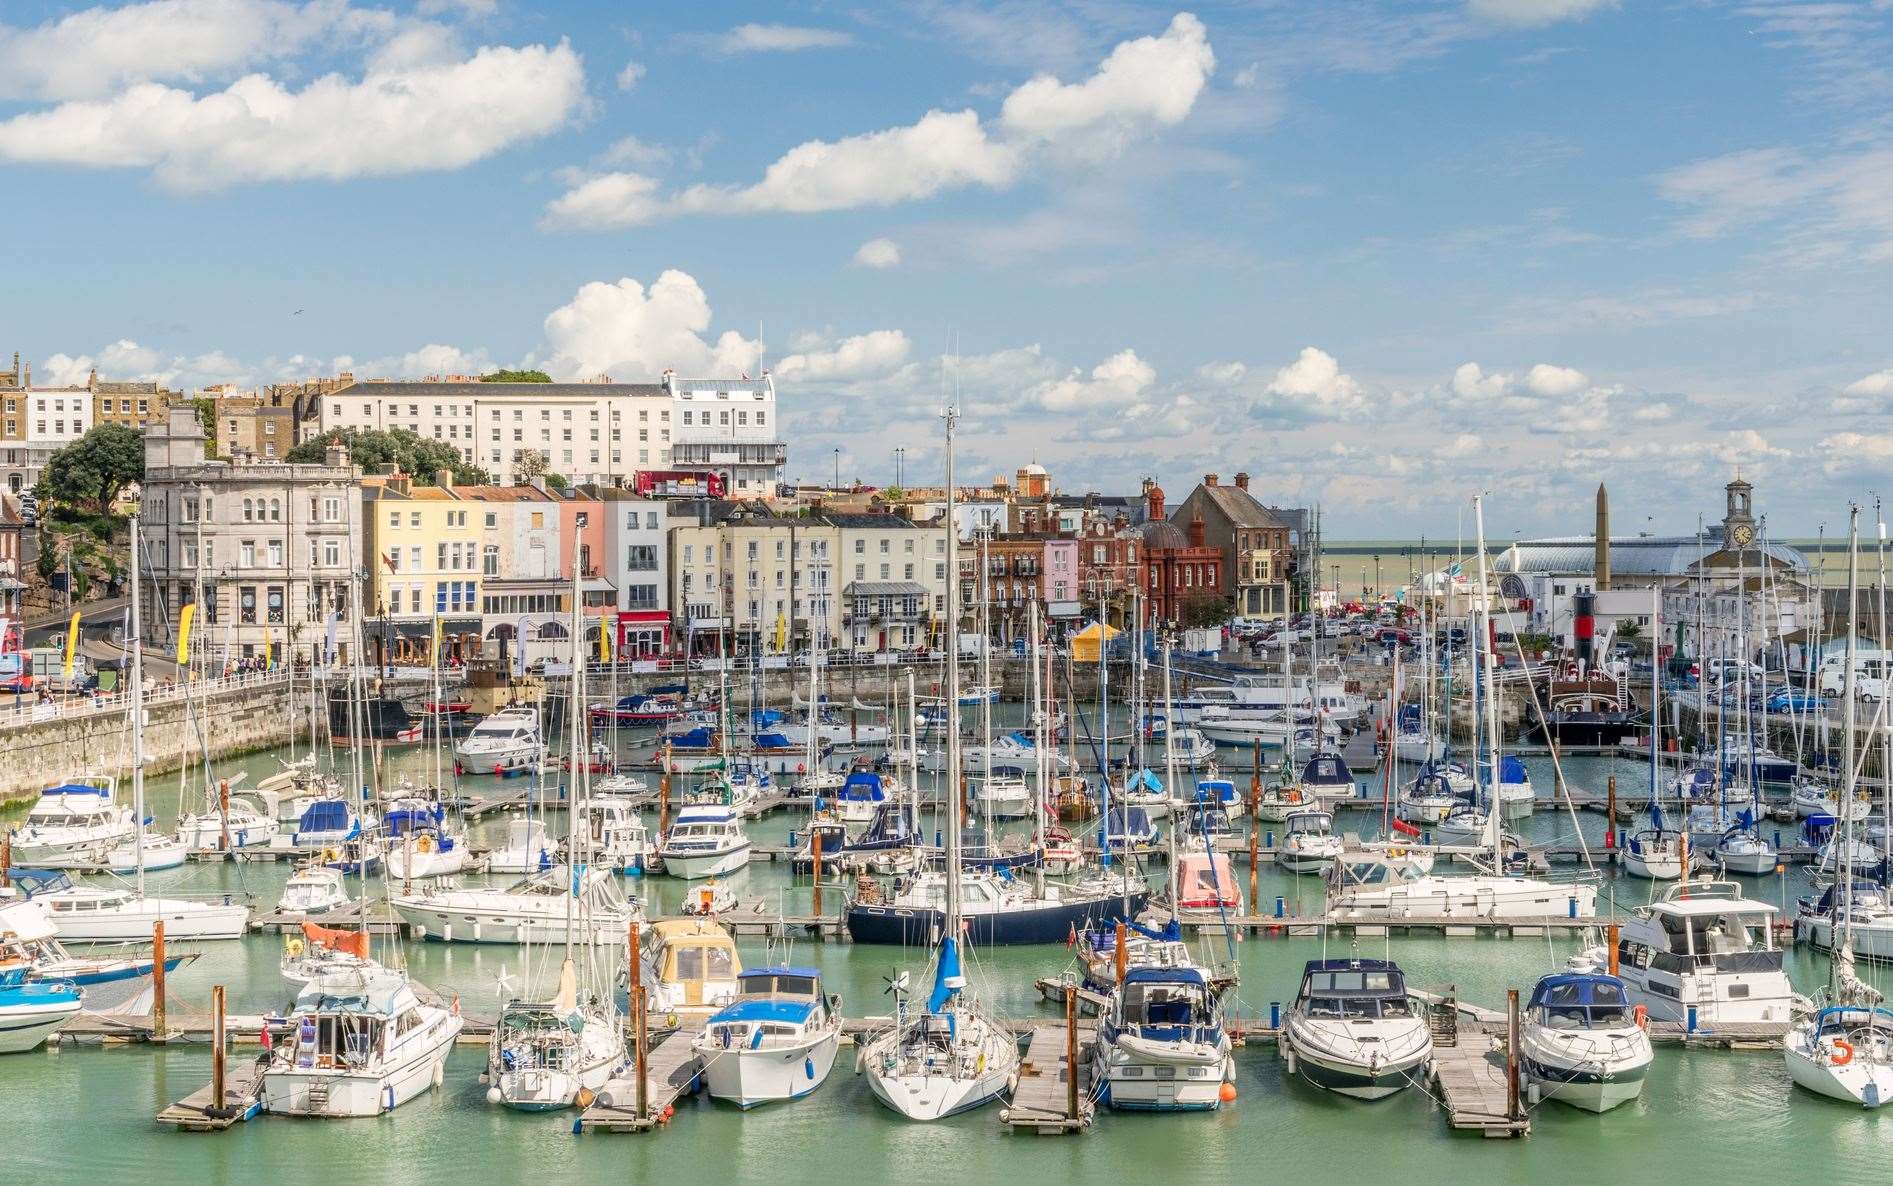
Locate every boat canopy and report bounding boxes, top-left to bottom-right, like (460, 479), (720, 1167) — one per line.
(1123, 966), (1208, 987)
(1298, 958), (1407, 998)
(294, 969), (413, 1015)
(9, 869), (73, 896)
(1411, 772), (1455, 799)
(711, 997), (817, 1025)
(43, 783), (109, 797)
(1527, 972), (1630, 1011)
(839, 771), (887, 803)
(1195, 779), (1236, 803)
(1177, 852), (1237, 899)
(1300, 755), (1353, 788)
(296, 800), (356, 834)
(669, 726), (718, 749)
(0, 899), (59, 942)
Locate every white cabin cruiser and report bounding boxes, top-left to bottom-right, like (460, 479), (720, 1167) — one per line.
(1327, 850), (1598, 923)
(655, 803), (751, 880)
(1277, 808), (1342, 874)
(275, 865), (351, 918)
(1567, 880), (1799, 1026)
(636, 916), (744, 1018)
(8, 780), (133, 869)
(1093, 965), (1234, 1111)
(14, 870), (250, 942)
(176, 789), (282, 854)
(583, 800), (654, 875)
(1282, 958), (1433, 1100)
(261, 967), (462, 1116)
(693, 966), (842, 1108)
(1519, 972), (1653, 1113)
(454, 707), (543, 775)
(391, 866), (638, 945)
(487, 816), (558, 875)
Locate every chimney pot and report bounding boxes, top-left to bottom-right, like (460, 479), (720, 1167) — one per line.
(435, 467), (454, 490)
(1189, 514), (1206, 549)
(1204, 473), (1218, 487)
(1235, 471), (1250, 491)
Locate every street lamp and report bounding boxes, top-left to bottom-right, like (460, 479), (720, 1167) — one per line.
(833, 448), (840, 491)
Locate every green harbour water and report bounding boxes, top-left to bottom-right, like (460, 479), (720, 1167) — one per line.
(7, 721), (1892, 1186)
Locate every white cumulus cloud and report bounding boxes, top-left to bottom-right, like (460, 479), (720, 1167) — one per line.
(540, 270), (758, 381)
(1525, 363), (1588, 397)
(1026, 349), (1157, 412)
(544, 13), (1213, 230)
(1845, 370), (1893, 397)
(0, 39), (586, 191)
(851, 238), (903, 269)
(1468, 0), (1618, 26)
(775, 331), (911, 382)
(616, 60), (646, 91)
(1264, 347), (1367, 417)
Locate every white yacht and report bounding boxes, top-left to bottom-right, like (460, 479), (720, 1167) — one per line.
(0, 962), (83, 1053)
(8, 780), (133, 868)
(1785, 1002), (1893, 1107)
(261, 967), (462, 1116)
(104, 829), (189, 873)
(655, 803), (750, 880)
(1093, 965), (1234, 1111)
(176, 788), (282, 854)
(1277, 807), (1342, 874)
(16, 871), (250, 941)
(391, 866), (637, 945)
(454, 707), (543, 775)
(693, 966), (842, 1108)
(970, 772), (1033, 820)
(487, 958), (626, 1111)
(276, 865), (351, 918)
(1518, 972), (1653, 1112)
(1326, 849), (1598, 922)
(1281, 958), (1433, 1100)
(1567, 880), (1800, 1026)
(583, 800), (654, 875)
(1622, 822), (1691, 881)
(382, 800), (477, 882)
(487, 816), (558, 875)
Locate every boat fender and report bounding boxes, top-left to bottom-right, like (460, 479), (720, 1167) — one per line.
(798, 763), (806, 774)
(432, 1061), (445, 1088)
(1832, 1039), (1855, 1066)
(451, 994), (461, 1016)
(1632, 1005), (1648, 1031)
(575, 1087), (596, 1109)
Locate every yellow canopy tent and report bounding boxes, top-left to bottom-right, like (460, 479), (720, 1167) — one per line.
(1070, 621), (1120, 664)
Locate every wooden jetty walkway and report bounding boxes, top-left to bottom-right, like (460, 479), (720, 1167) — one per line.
(1431, 1034), (1529, 1138)
(1001, 1019), (1096, 1134)
(157, 1060), (267, 1131)
(577, 1024), (706, 1133)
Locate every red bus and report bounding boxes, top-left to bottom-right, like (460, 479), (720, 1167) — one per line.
(634, 469), (726, 499)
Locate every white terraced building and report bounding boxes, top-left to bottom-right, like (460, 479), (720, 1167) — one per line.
(317, 373), (785, 493)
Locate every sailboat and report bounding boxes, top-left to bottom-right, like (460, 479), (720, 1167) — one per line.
(1784, 509), (1893, 1107)
(486, 569), (628, 1111)
(1326, 498), (1598, 923)
(860, 405), (1020, 1122)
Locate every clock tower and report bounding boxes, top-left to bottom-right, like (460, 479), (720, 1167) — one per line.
(1722, 476), (1756, 550)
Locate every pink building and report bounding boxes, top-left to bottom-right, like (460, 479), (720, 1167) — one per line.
(1043, 539), (1078, 613)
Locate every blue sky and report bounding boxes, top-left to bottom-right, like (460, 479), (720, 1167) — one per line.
(3, 0), (1891, 538)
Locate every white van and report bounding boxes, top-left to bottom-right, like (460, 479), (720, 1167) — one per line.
(1819, 650), (1892, 697)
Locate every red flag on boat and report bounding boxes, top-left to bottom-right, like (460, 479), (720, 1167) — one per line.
(1390, 819), (1422, 838)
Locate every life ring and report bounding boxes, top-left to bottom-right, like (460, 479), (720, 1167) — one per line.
(321, 847), (339, 864)
(285, 937), (305, 958)
(1388, 847), (1406, 859)
(1832, 1038), (1855, 1066)
(416, 834), (435, 853)
(798, 763), (806, 774)
(1633, 1004), (1648, 1030)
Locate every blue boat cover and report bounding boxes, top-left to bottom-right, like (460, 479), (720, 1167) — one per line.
(839, 771), (886, 802)
(1123, 966), (1207, 986)
(711, 998), (817, 1025)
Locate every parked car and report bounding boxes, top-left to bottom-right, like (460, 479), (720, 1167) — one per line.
(1764, 689), (1826, 713)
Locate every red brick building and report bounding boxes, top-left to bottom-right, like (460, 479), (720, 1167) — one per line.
(1137, 480), (1224, 628)
(1076, 514), (1142, 627)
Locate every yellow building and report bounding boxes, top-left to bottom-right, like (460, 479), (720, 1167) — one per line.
(363, 476), (486, 663)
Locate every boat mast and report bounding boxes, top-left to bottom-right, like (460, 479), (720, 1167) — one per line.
(942, 406), (963, 936)
(1836, 507), (1860, 996)
(565, 551), (583, 967)
(1030, 599), (1046, 897)
(1877, 502), (1889, 870)
(1471, 495), (1502, 864)
(978, 531), (993, 838)
(130, 517), (146, 895)
(1162, 641), (1179, 901)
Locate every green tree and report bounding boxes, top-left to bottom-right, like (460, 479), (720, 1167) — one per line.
(1180, 594), (1236, 629)
(514, 448), (549, 480)
(481, 369), (552, 383)
(285, 427), (491, 485)
(43, 423), (144, 515)
(192, 397), (219, 455)
(544, 472), (569, 491)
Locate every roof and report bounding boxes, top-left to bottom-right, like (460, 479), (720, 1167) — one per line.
(1304, 957), (1397, 972)
(1497, 528), (1809, 578)
(453, 485), (559, 503)
(333, 380), (667, 399)
(1123, 966), (1208, 985)
(740, 966), (822, 979)
(1141, 519), (1190, 550)
(650, 917), (739, 940)
(844, 581), (927, 596)
(822, 512), (922, 529)
(1176, 483), (1284, 531)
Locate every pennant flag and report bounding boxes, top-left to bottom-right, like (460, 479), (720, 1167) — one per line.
(263, 634), (272, 668)
(773, 609), (787, 654)
(323, 611), (339, 665)
(599, 618), (611, 663)
(62, 611), (80, 679)
(430, 616), (442, 668)
(176, 604), (196, 666)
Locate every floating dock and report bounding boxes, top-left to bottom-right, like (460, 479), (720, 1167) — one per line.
(156, 1060), (267, 1131)
(1001, 1022), (1096, 1134)
(577, 1024), (706, 1133)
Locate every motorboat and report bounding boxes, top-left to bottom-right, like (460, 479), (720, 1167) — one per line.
(679, 877), (741, 916)
(0, 898), (194, 1012)
(1713, 823), (1778, 876)
(1298, 752), (1357, 805)
(1480, 755), (1534, 817)
(1093, 966), (1234, 1111)
(12, 870), (250, 941)
(1281, 958), (1433, 1100)
(845, 868), (1147, 947)
(777, 709), (891, 749)
(487, 816), (558, 875)
(583, 800), (654, 875)
(258, 758), (346, 825)
(7, 780), (133, 868)
(276, 865), (351, 918)
(1518, 972), (1653, 1113)
(693, 967), (842, 1108)
(391, 866), (638, 945)
(971, 772), (1033, 820)
(176, 789), (281, 854)
(1277, 808), (1342, 874)
(593, 772), (651, 799)
(261, 967), (462, 1116)
(636, 916), (743, 1019)
(960, 731), (1068, 776)
(834, 771), (890, 825)
(1567, 879), (1799, 1025)
(1326, 850), (1597, 922)
(1172, 851), (1243, 924)
(590, 693), (682, 727)
(1717, 735), (1797, 785)
(104, 829), (189, 873)
(655, 803), (751, 880)
(454, 707), (543, 776)
(1795, 878), (1893, 961)
(0, 962), (82, 1053)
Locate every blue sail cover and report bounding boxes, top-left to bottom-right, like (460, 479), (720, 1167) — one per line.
(752, 731), (795, 750)
(297, 800), (354, 835)
(668, 726), (717, 749)
(928, 936), (965, 1015)
(1497, 756), (1528, 784)
(1196, 779), (1236, 805)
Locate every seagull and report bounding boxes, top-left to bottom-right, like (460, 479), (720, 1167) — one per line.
(291, 308), (304, 316)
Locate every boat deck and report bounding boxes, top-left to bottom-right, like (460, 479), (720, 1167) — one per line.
(1001, 1022), (1096, 1134)
(577, 1024), (707, 1133)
